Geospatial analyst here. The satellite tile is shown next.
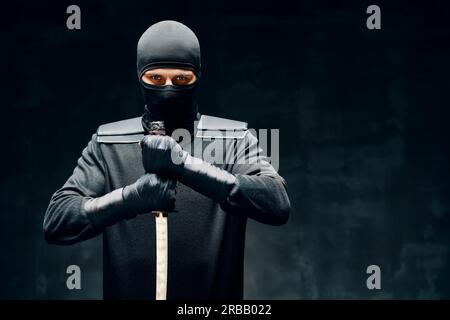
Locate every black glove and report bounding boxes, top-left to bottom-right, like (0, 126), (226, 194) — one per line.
(84, 173), (176, 229)
(141, 135), (236, 204)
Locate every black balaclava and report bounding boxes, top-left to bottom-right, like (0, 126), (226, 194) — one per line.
(137, 20), (201, 135)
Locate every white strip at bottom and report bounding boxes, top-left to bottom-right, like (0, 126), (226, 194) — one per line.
(154, 211), (168, 300)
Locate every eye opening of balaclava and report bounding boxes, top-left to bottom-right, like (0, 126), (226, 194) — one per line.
(139, 65), (199, 91)
(137, 20), (201, 134)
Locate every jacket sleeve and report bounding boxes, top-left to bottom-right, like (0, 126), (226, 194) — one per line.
(43, 134), (107, 245)
(222, 131), (291, 226)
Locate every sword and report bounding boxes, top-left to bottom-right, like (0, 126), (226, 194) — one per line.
(147, 121), (170, 300)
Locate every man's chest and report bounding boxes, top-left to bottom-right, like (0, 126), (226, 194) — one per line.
(99, 142), (219, 217)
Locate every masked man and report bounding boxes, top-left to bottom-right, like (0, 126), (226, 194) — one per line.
(44, 20), (291, 299)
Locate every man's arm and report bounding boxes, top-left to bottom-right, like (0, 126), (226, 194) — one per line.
(43, 134), (107, 245)
(44, 134), (176, 245)
(141, 130), (291, 226)
(223, 131), (291, 226)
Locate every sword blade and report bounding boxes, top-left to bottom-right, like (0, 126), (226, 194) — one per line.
(154, 211), (168, 300)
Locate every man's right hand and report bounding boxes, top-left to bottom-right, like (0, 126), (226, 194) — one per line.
(84, 173), (176, 229)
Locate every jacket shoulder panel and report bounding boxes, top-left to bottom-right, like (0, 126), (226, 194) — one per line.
(96, 117), (144, 144)
(196, 115), (248, 139)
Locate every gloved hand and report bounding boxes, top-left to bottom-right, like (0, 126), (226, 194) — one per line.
(141, 135), (236, 204)
(84, 173), (176, 229)
(141, 135), (186, 176)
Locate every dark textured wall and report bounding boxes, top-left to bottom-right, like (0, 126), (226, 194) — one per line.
(1, 0), (449, 299)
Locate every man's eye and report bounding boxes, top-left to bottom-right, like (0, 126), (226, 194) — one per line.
(175, 75), (186, 81)
(151, 75), (162, 80)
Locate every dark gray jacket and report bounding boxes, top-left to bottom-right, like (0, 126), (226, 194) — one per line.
(44, 114), (290, 299)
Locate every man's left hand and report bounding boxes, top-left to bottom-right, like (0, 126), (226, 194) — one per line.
(141, 135), (187, 176)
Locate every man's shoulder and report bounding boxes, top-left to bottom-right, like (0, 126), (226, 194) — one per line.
(96, 116), (144, 144)
(195, 115), (248, 140)
(197, 115), (247, 131)
(95, 114), (249, 143)
(98, 117), (144, 136)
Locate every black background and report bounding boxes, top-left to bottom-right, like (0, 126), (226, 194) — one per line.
(1, 0), (450, 299)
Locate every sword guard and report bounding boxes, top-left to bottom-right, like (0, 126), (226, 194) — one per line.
(152, 211), (169, 218)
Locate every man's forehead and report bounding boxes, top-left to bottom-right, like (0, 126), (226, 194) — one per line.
(145, 68), (194, 74)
